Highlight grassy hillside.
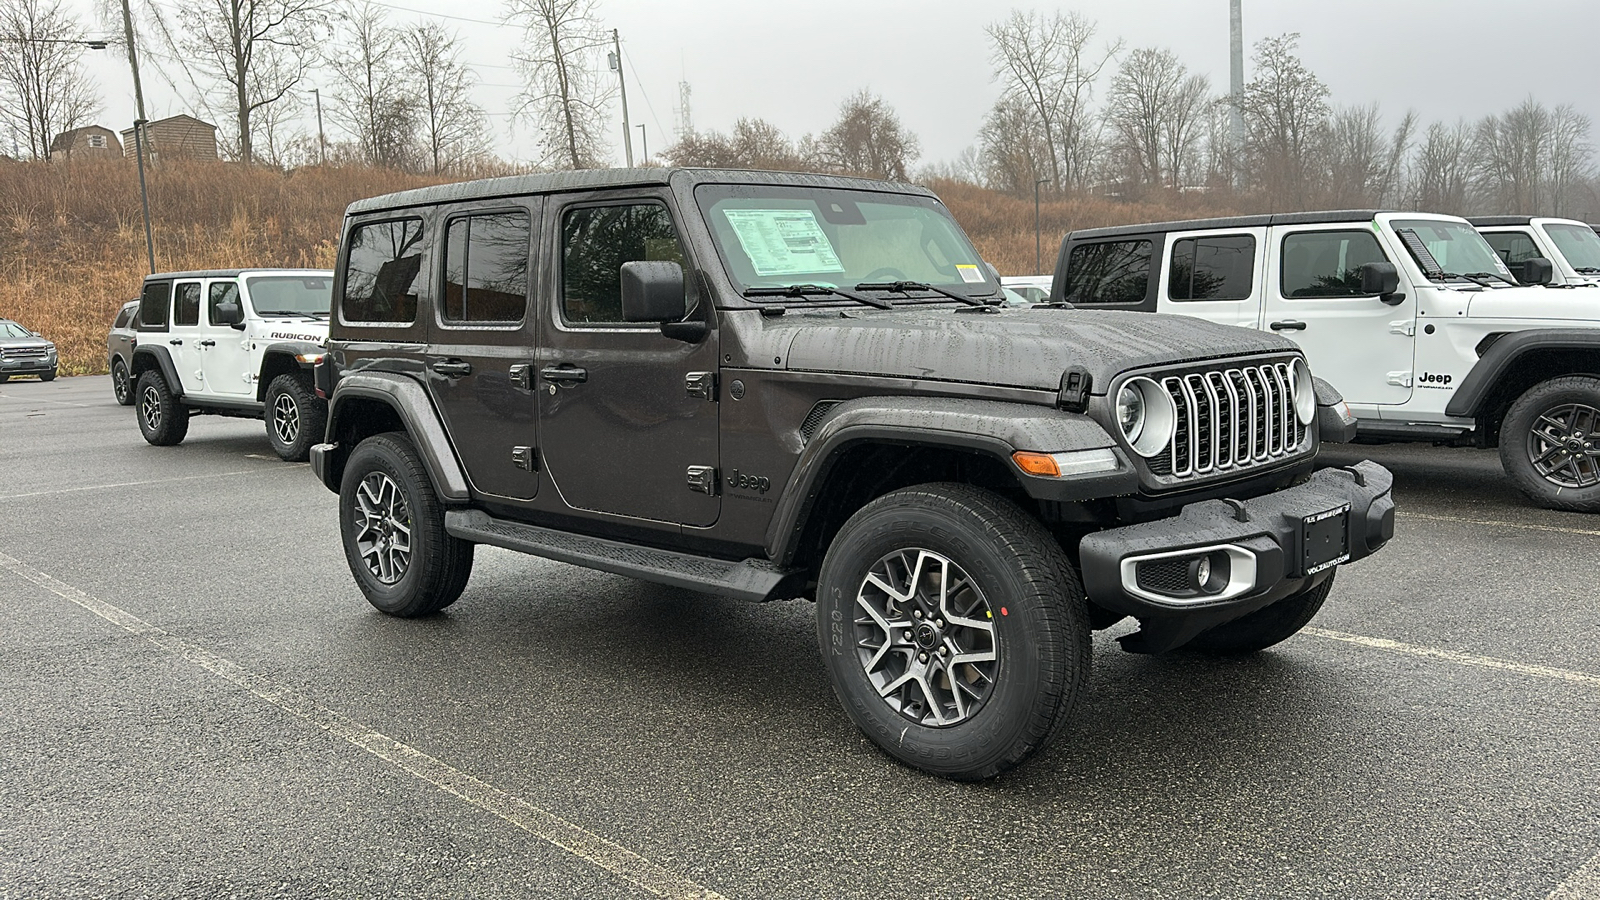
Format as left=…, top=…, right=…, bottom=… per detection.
left=0, top=160, right=1241, bottom=376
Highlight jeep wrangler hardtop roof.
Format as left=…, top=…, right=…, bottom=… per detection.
left=1465, top=216, right=1538, bottom=227
left=142, top=268, right=330, bottom=282
left=345, top=167, right=936, bottom=216
left=1068, top=209, right=1395, bottom=241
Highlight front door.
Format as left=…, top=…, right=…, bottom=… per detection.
left=1263, top=226, right=1415, bottom=408
left=536, top=196, right=721, bottom=528
left=168, top=280, right=208, bottom=395
left=199, top=280, right=255, bottom=397
left=425, top=202, right=542, bottom=502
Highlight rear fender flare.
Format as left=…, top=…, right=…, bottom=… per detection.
left=130, top=345, right=182, bottom=398
left=323, top=371, right=469, bottom=501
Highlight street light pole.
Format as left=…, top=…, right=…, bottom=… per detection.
left=311, top=87, right=326, bottom=165
left=1035, top=179, right=1049, bottom=274
left=119, top=0, right=155, bottom=274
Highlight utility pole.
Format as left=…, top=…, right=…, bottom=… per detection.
left=119, top=0, right=155, bottom=274
left=1035, top=178, right=1049, bottom=274
left=311, top=87, right=326, bottom=164
left=636, top=124, right=647, bottom=164
left=609, top=29, right=633, bottom=167
left=1229, top=0, right=1245, bottom=149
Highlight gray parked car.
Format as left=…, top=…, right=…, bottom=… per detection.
left=107, top=299, right=140, bottom=405
left=0, top=318, right=57, bottom=382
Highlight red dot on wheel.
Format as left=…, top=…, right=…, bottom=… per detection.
left=1000, top=607, right=1008, bottom=616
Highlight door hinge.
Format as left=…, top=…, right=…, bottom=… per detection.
left=685, top=371, right=717, bottom=401
left=509, top=363, right=532, bottom=391
left=511, top=446, right=538, bottom=472
left=1389, top=320, right=1416, bottom=337
left=1387, top=371, right=1414, bottom=388
left=686, top=465, right=718, bottom=495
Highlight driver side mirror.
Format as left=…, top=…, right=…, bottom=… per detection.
left=1359, top=262, right=1405, bottom=305
left=1521, top=257, right=1554, bottom=286
left=213, top=298, right=245, bottom=328
left=621, top=260, right=686, bottom=323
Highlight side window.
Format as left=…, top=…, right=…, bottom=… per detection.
left=343, top=218, right=425, bottom=324
left=1280, top=231, right=1389, bottom=298
left=208, top=282, right=240, bottom=324
left=1483, top=232, right=1540, bottom=266
left=442, top=211, right=531, bottom=324
left=139, top=281, right=170, bottom=330
left=1169, top=235, right=1255, bottom=301
left=113, top=306, right=133, bottom=329
left=561, top=202, right=686, bottom=324
left=1063, top=240, right=1152, bottom=304
left=174, top=282, right=201, bottom=327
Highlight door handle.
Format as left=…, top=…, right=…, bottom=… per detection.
left=540, top=365, right=587, bottom=385
left=169, top=339, right=183, bottom=345
left=431, top=359, right=473, bottom=378
left=1270, top=320, right=1307, bottom=331
left=199, top=340, right=216, bottom=347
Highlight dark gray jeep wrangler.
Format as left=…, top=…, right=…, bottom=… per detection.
left=311, top=168, right=1395, bottom=779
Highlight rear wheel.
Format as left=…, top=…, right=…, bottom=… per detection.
left=1187, top=570, right=1335, bottom=655
left=112, top=359, right=134, bottom=405
left=136, top=369, right=189, bottom=446
left=1500, top=375, right=1600, bottom=513
left=339, top=432, right=473, bottom=617
left=815, top=483, right=1090, bottom=780
left=265, top=373, right=324, bottom=462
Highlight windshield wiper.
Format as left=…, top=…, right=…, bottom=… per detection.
left=1463, top=271, right=1520, bottom=287
left=1574, top=266, right=1600, bottom=275
left=854, top=280, right=992, bottom=307
left=256, top=309, right=319, bottom=317
left=744, top=284, right=894, bottom=310
left=1431, top=271, right=1492, bottom=289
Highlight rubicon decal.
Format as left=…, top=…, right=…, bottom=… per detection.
left=269, top=332, right=323, bottom=341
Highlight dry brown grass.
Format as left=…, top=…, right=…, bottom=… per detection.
left=0, top=160, right=1249, bottom=375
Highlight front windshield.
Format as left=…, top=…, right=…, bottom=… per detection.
left=1544, top=223, right=1600, bottom=271
left=246, top=275, right=332, bottom=316
left=1390, top=219, right=1512, bottom=280
left=695, top=185, right=999, bottom=301
left=0, top=321, right=32, bottom=338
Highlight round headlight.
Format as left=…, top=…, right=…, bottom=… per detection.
left=1116, top=382, right=1146, bottom=443
left=1293, top=358, right=1316, bottom=425
left=1119, top=377, right=1176, bottom=458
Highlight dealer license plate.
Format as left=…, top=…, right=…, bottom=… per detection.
left=1301, top=505, right=1351, bottom=575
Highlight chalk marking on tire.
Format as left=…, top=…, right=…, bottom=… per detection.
left=1405, top=511, right=1600, bottom=539
left=0, top=550, right=728, bottom=900
left=1304, top=628, right=1600, bottom=689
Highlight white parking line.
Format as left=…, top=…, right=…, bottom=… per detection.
left=1304, top=628, right=1600, bottom=689
left=0, top=551, right=728, bottom=900
left=1548, top=852, right=1600, bottom=900
left=1404, top=511, right=1600, bottom=539
left=2, top=467, right=304, bottom=500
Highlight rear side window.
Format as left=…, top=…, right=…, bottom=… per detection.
left=139, top=281, right=170, bottom=329
left=174, top=282, right=201, bottom=326
left=1280, top=231, right=1389, bottom=298
left=1482, top=231, right=1540, bottom=266
left=343, top=218, right=425, bottom=324
left=1169, top=235, right=1255, bottom=301
left=442, top=211, right=531, bottom=324
left=113, top=306, right=134, bottom=328
left=561, top=202, right=686, bottom=324
left=1063, top=240, right=1152, bottom=304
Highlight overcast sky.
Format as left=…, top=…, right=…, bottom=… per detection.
left=69, top=0, right=1600, bottom=169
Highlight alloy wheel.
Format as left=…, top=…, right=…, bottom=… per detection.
left=113, top=365, right=129, bottom=403
left=1527, top=402, right=1600, bottom=489
left=353, top=472, right=412, bottom=584
left=140, top=385, right=161, bottom=430
left=272, top=392, right=300, bottom=446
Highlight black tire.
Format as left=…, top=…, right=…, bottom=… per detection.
left=1499, top=375, right=1600, bottom=513
left=40, top=369, right=55, bottom=382
left=339, top=432, right=474, bottom=617
left=136, top=369, right=189, bottom=446
left=815, top=483, right=1090, bottom=780
left=112, top=359, right=134, bottom=405
left=265, top=373, right=325, bottom=462
left=0, top=374, right=9, bottom=383
left=1187, top=570, right=1336, bottom=655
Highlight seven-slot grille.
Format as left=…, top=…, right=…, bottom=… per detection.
left=1147, top=361, right=1304, bottom=479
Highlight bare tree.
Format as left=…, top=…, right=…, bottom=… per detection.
left=1325, top=104, right=1414, bottom=207
left=1104, top=47, right=1210, bottom=191
left=0, top=0, right=98, bottom=160
left=167, top=0, right=330, bottom=164
left=1238, top=33, right=1329, bottom=208
left=400, top=24, right=486, bottom=174
left=1473, top=98, right=1594, bottom=215
left=325, top=3, right=415, bottom=169
left=661, top=118, right=808, bottom=171
left=979, top=93, right=1052, bottom=195
left=986, top=9, right=1119, bottom=193
left=1545, top=104, right=1594, bottom=216
left=505, top=0, right=609, bottom=170
left=811, top=89, right=920, bottom=180
left=1408, top=119, right=1473, bottom=214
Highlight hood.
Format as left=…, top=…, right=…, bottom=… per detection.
left=1467, top=286, right=1600, bottom=321
left=772, top=307, right=1298, bottom=393
left=0, top=335, right=52, bottom=350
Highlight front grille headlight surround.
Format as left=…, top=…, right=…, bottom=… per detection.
left=1292, top=358, right=1315, bottom=425
left=1118, top=376, right=1176, bottom=458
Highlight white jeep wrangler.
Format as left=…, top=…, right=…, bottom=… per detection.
left=130, top=269, right=333, bottom=460
left=1054, top=210, right=1600, bottom=511
left=1470, top=216, right=1600, bottom=288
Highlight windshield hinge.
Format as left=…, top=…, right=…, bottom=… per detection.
left=1057, top=366, right=1092, bottom=413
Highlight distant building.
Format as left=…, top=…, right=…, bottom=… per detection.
left=49, top=125, right=124, bottom=160
left=120, top=115, right=218, bottom=163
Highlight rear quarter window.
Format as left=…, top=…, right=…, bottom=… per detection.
left=1063, top=240, right=1153, bottom=305
left=342, top=218, right=425, bottom=324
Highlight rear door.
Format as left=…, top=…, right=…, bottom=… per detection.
left=168, top=279, right=208, bottom=394
left=424, top=201, right=543, bottom=502
left=1154, top=227, right=1266, bottom=327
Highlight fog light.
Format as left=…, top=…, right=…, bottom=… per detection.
left=1189, top=551, right=1230, bottom=594
left=1194, top=555, right=1211, bottom=585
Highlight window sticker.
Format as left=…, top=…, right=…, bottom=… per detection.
left=955, top=264, right=984, bottom=284
left=723, top=208, right=845, bottom=277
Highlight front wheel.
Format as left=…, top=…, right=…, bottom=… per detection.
left=265, top=373, right=325, bottom=462
left=40, top=369, right=55, bottom=382
left=815, top=483, right=1090, bottom=780
left=136, top=370, right=189, bottom=446
left=1186, top=570, right=1336, bottom=655
left=339, top=432, right=474, bottom=617
left=1500, top=375, right=1600, bottom=513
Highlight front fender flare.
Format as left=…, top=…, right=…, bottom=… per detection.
left=320, top=371, right=469, bottom=501
left=763, top=396, right=1134, bottom=564
left=1446, top=329, right=1600, bottom=418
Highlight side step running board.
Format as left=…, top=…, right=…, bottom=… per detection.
left=444, top=510, right=806, bottom=602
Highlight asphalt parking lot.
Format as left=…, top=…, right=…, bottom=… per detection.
left=2, top=375, right=1597, bottom=900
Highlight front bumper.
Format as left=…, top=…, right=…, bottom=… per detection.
left=1079, top=460, right=1394, bottom=653
left=1, top=357, right=56, bottom=376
